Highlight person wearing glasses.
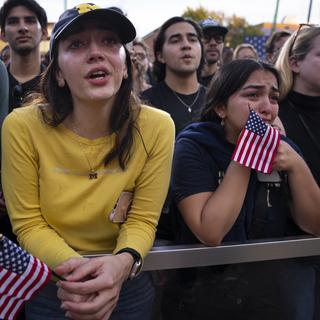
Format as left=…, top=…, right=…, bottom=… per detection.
left=199, top=18, right=228, bottom=87
left=276, top=24, right=320, bottom=186
left=275, top=26, right=320, bottom=319
left=2, top=3, right=174, bottom=319
left=276, top=25, right=320, bottom=186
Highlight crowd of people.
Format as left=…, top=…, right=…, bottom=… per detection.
left=0, top=0, right=320, bottom=320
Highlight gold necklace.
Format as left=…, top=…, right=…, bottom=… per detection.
left=71, top=122, right=99, bottom=180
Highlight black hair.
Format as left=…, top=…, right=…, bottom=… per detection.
left=39, top=41, right=140, bottom=170
left=201, top=59, right=280, bottom=123
left=153, top=16, right=204, bottom=82
left=0, top=0, right=48, bottom=31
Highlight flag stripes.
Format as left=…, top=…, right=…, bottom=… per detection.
left=0, top=236, right=51, bottom=320
left=232, top=110, right=280, bottom=174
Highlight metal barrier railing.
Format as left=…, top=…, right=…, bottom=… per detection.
left=82, top=236, right=320, bottom=271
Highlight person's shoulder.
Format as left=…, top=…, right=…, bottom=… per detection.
left=139, top=104, right=173, bottom=125
left=140, top=82, right=166, bottom=102
left=9, top=103, right=40, bottom=118
left=4, top=104, right=42, bottom=128
left=136, top=105, right=175, bottom=142
left=131, top=105, right=174, bottom=155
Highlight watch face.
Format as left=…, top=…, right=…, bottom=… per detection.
left=129, top=259, right=142, bottom=280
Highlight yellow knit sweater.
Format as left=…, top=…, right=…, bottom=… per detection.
left=2, top=104, right=174, bottom=269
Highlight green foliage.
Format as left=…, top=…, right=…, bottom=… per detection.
left=183, top=5, right=225, bottom=23
left=182, top=6, right=263, bottom=48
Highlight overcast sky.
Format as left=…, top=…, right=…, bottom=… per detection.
left=3, top=0, right=318, bottom=37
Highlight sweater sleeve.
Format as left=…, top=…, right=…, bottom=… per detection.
left=1, top=111, right=81, bottom=269
left=113, top=111, right=175, bottom=258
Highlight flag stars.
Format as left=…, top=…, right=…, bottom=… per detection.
left=0, top=237, right=29, bottom=274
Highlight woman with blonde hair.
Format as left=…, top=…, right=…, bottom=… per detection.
left=233, top=43, right=259, bottom=60
left=275, top=24, right=320, bottom=320
left=275, top=25, right=320, bottom=185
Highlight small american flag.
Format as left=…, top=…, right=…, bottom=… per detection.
left=0, top=235, right=51, bottom=320
left=232, top=110, right=280, bottom=174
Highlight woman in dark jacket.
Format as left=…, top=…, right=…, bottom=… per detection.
left=164, top=59, right=320, bottom=320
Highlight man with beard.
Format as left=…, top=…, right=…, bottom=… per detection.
left=0, top=0, right=47, bottom=112
left=199, top=18, right=228, bottom=87
left=141, top=16, right=206, bottom=135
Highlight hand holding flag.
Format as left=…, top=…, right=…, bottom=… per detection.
left=0, top=235, right=51, bottom=320
left=232, top=109, right=280, bottom=174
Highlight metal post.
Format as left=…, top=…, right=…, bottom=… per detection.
left=271, top=0, right=280, bottom=34
left=64, top=0, right=67, bottom=10
left=307, top=0, right=313, bottom=22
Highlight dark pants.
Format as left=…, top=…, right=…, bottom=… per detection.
left=161, top=259, right=316, bottom=320
left=25, top=272, right=155, bottom=320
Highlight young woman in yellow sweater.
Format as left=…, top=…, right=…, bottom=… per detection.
left=2, top=3, right=174, bottom=319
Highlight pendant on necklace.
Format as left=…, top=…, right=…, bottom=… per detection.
left=188, top=107, right=192, bottom=113
left=89, top=171, right=98, bottom=180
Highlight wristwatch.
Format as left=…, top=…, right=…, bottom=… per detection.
left=116, top=248, right=142, bottom=280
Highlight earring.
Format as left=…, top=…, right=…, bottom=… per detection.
left=217, top=113, right=225, bottom=126
left=57, top=78, right=65, bottom=87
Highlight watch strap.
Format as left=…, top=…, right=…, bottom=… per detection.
left=116, top=248, right=142, bottom=280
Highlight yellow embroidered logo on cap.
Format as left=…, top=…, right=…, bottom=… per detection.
left=76, top=3, right=100, bottom=15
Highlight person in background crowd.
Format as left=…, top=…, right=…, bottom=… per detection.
left=198, top=17, right=228, bottom=87
left=131, top=38, right=153, bottom=94
left=41, top=50, right=50, bottom=67
left=233, top=43, right=259, bottom=60
left=222, top=46, right=234, bottom=65
left=2, top=3, right=174, bottom=319
left=141, top=16, right=205, bottom=135
left=0, top=0, right=48, bottom=111
left=165, top=59, right=320, bottom=320
left=0, top=60, right=8, bottom=204
left=0, top=0, right=48, bottom=246
left=276, top=24, right=320, bottom=320
left=141, top=15, right=206, bottom=240
left=265, top=30, right=291, bottom=64
left=0, top=60, right=8, bottom=129
left=0, top=44, right=10, bottom=65
left=141, top=16, right=206, bottom=319
left=276, top=25, right=320, bottom=185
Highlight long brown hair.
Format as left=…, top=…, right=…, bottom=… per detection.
left=39, top=45, right=140, bottom=170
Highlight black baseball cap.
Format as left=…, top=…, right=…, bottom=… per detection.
left=50, top=3, right=136, bottom=58
left=199, top=18, right=228, bottom=37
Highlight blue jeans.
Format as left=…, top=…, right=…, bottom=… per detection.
left=25, top=272, right=155, bottom=320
